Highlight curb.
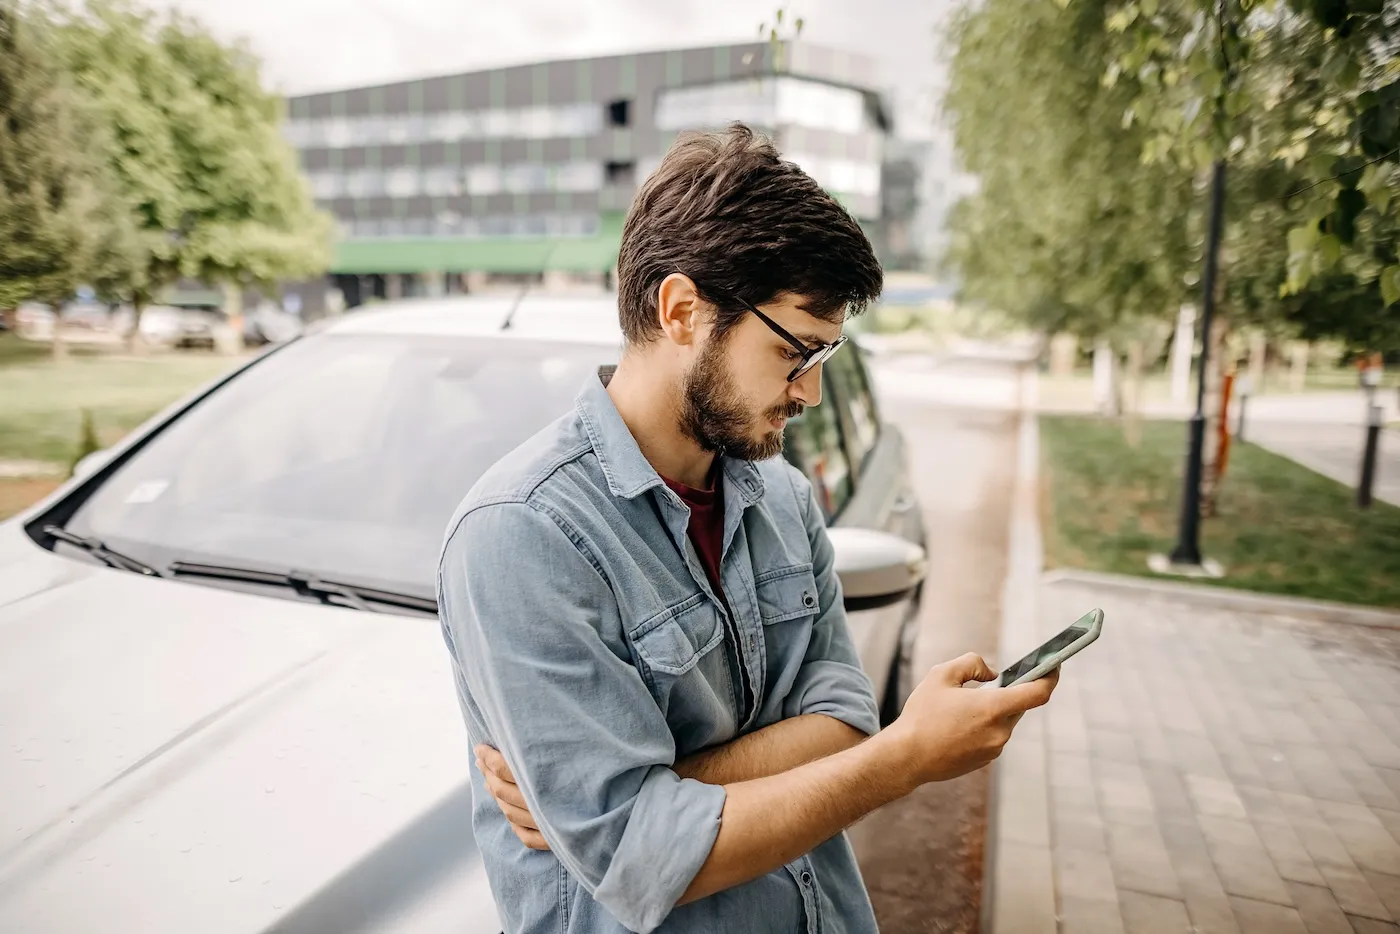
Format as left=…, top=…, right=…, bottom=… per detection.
left=1040, top=568, right=1400, bottom=630
left=984, top=370, right=1056, bottom=934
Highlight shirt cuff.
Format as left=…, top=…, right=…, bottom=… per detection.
left=788, top=660, right=881, bottom=737
left=593, top=766, right=727, bottom=933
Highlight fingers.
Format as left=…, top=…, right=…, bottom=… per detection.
left=475, top=747, right=529, bottom=812
left=938, top=652, right=997, bottom=686
left=476, top=744, right=517, bottom=784
left=999, top=666, right=1060, bottom=713
left=475, top=745, right=549, bottom=850
left=511, top=824, right=550, bottom=851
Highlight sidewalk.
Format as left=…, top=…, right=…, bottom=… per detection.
left=1026, top=576, right=1400, bottom=934
left=988, top=407, right=1400, bottom=934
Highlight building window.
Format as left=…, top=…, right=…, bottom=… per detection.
left=384, top=166, right=419, bottom=198
left=347, top=211, right=600, bottom=241
left=605, top=160, right=635, bottom=186
left=606, top=99, right=631, bottom=128
left=653, top=77, right=869, bottom=135
left=283, top=102, right=605, bottom=150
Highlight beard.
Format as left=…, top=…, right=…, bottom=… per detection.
left=679, top=335, right=804, bottom=462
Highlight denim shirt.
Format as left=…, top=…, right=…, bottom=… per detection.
left=437, top=372, right=881, bottom=934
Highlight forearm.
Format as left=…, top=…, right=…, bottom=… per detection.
left=673, top=714, right=868, bottom=785
left=677, top=728, right=915, bottom=906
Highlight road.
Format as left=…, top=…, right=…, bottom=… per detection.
left=851, top=356, right=1024, bottom=932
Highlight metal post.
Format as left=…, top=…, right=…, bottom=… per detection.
left=1169, top=160, right=1227, bottom=568
left=1359, top=375, right=1382, bottom=509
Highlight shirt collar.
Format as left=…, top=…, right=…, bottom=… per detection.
left=576, top=367, right=766, bottom=506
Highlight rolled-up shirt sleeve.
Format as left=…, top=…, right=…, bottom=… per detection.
left=780, top=469, right=881, bottom=737
left=438, top=500, right=726, bottom=934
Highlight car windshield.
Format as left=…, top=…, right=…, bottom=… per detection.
left=63, top=333, right=612, bottom=600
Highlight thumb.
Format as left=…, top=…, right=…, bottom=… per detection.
left=938, top=652, right=997, bottom=686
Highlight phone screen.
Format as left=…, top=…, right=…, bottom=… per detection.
left=998, top=612, right=1098, bottom=686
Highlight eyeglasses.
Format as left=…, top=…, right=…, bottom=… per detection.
left=739, top=300, right=848, bottom=383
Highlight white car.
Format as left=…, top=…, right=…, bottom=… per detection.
left=0, top=296, right=926, bottom=933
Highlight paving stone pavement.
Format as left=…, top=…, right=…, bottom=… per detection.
left=1031, top=578, right=1400, bottom=934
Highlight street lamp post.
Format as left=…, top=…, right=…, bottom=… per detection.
left=1168, top=159, right=1228, bottom=569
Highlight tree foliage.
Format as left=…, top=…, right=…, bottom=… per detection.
left=3, top=1, right=332, bottom=328
left=0, top=2, right=106, bottom=309
left=943, top=0, right=1197, bottom=342
left=944, top=0, right=1400, bottom=352
left=1097, top=0, right=1400, bottom=317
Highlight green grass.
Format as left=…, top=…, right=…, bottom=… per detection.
left=0, top=334, right=242, bottom=466
left=1040, top=415, right=1400, bottom=608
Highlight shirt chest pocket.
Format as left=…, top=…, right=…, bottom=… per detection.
left=754, top=564, right=820, bottom=624
left=630, top=593, right=724, bottom=678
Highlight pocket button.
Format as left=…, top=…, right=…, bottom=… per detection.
left=802, top=592, right=816, bottom=608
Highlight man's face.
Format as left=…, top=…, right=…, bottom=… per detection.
left=679, top=293, right=839, bottom=461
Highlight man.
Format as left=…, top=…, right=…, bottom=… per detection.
left=437, top=124, right=1056, bottom=934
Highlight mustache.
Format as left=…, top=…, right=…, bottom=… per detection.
left=767, top=401, right=805, bottom=421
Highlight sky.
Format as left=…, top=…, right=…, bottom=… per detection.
left=148, top=0, right=960, bottom=143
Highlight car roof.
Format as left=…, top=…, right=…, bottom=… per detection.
left=316, top=294, right=624, bottom=347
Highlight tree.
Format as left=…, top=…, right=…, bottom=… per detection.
left=1095, top=0, right=1400, bottom=327
left=52, top=1, right=333, bottom=349
left=943, top=0, right=1197, bottom=366
left=0, top=2, right=107, bottom=347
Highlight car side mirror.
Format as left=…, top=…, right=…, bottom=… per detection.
left=72, top=449, right=110, bottom=480
left=829, top=528, right=927, bottom=613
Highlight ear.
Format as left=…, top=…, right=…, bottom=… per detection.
left=655, top=273, right=705, bottom=347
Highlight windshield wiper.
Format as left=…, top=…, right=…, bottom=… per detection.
left=43, top=525, right=162, bottom=577
left=166, top=561, right=439, bottom=616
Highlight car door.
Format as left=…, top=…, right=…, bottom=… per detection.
left=782, top=344, right=924, bottom=706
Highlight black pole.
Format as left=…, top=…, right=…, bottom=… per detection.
left=1169, top=159, right=1228, bottom=567
left=1359, top=400, right=1381, bottom=509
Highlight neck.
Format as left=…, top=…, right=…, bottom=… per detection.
left=606, top=354, right=716, bottom=489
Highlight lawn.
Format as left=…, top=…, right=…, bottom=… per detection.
left=1039, top=415, right=1400, bottom=608
left=0, top=334, right=243, bottom=467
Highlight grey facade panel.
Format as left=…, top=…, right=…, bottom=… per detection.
left=383, top=82, right=411, bottom=112
left=344, top=87, right=373, bottom=118
left=542, top=138, right=573, bottom=162
left=420, top=142, right=448, bottom=165
left=340, top=148, right=367, bottom=171
left=680, top=47, right=714, bottom=86
left=300, top=149, right=330, bottom=172
left=503, top=66, right=533, bottom=107
left=548, top=59, right=579, bottom=104
left=422, top=77, right=451, bottom=111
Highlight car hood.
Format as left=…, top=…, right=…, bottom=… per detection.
left=0, top=528, right=500, bottom=933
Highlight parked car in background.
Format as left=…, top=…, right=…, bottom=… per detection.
left=0, top=296, right=926, bottom=933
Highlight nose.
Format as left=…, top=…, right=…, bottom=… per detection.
left=790, top=364, right=823, bottom=407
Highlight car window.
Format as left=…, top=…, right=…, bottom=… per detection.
left=782, top=371, right=854, bottom=520
left=62, top=334, right=604, bottom=598
left=823, top=348, right=881, bottom=469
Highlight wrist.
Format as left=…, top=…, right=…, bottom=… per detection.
left=861, top=725, right=923, bottom=800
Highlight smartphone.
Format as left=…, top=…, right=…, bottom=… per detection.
left=996, top=608, right=1104, bottom=687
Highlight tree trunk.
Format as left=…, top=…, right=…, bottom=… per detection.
left=52, top=304, right=68, bottom=361
left=1123, top=339, right=1145, bottom=448
left=1289, top=341, right=1309, bottom=393
left=125, top=299, right=145, bottom=355
left=1092, top=341, right=1121, bottom=416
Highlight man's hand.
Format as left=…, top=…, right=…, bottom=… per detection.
left=883, top=652, right=1058, bottom=785
left=475, top=745, right=549, bottom=851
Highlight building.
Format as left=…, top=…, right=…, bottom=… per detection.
left=280, top=41, right=893, bottom=314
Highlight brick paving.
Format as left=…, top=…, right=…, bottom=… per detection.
left=1028, top=578, right=1400, bottom=934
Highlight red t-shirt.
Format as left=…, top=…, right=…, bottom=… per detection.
left=662, top=466, right=725, bottom=604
